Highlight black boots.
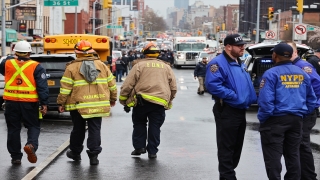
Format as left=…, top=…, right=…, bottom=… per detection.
left=131, top=148, right=146, bottom=155
left=86, top=150, right=99, bottom=165
left=66, top=150, right=81, bottom=161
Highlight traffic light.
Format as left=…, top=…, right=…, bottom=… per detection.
left=268, top=7, right=274, bottom=20
left=216, top=26, right=220, bottom=33
left=296, top=0, right=303, bottom=13
left=117, top=17, right=122, bottom=25
left=284, top=24, right=289, bottom=30
left=103, top=0, right=112, bottom=9
left=222, top=23, right=225, bottom=31
left=130, top=22, right=135, bottom=30
left=252, top=30, right=256, bottom=35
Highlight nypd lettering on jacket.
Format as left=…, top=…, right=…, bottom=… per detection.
left=257, top=62, right=317, bottom=123
left=280, top=74, right=304, bottom=88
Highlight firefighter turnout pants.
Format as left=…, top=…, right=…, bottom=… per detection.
left=132, top=100, right=166, bottom=155
left=69, top=110, right=102, bottom=155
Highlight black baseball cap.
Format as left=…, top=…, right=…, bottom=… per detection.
left=223, top=34, right=247, bottom=46
left=271, top=43, right=293, bottom=58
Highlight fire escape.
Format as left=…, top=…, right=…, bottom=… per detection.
left=89, top=1, right=103, bottom=35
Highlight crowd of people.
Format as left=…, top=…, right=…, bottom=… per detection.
left=3, top=35, right=320, bottom=180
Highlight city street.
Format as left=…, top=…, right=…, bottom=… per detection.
left=0, top=67, right=320, bottom=180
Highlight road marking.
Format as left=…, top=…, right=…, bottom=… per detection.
left=21, top=138, right=70, bottom=180
left=180, top=86, right=188, bottom=90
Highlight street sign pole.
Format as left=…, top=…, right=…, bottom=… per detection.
left=255, top=0, right=260, bottom=43
left=298, top=12, right=303, bottom=44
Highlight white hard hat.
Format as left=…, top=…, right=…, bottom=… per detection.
left=13, top=41, right=32, bottom=52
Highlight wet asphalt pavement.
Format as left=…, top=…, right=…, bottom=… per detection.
left=0, top=67, right=320, bottom=180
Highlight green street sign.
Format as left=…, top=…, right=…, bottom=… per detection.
left=307, top=27, right=314, bottom=31
left=44, top=0, right=78, bottom=6
left=106, top=25, right=123, bottom=29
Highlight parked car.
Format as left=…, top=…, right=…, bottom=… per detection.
left=243, top=40, right=310, bottom=97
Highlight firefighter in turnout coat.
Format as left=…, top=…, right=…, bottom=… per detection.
left=119, top=42, right=177, bottom=159
left=57, top=40, right=117, bottom=165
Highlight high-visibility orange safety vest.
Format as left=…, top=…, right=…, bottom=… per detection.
left=3, top=59, right=39, bottom=102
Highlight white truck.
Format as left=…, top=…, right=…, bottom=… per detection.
left=173, top=36, right=207, bottom=69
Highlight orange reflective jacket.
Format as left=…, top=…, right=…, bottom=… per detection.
left=3, top=59, right=39, bottom=102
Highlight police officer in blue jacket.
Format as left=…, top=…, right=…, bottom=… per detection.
left=258, top=43, right=317, bottom=180
left=287, top=41, right=319, bottom=180
left=205, top=34, right=257, bottom=180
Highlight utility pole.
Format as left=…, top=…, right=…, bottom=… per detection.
left=256, top=0, right=260, bottom=43
left=277, top=10, right=281, bottom=40
left=75, top=6, right=77, bottom=33
left=296, top=0, right=304, bottom=44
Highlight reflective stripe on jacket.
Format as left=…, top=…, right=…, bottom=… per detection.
left=3, top=59, right=39, bottom=102
left=57, top=57, right=117, bottom=119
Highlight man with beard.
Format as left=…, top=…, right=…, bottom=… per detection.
left=205, top=34, right=257, bottom=180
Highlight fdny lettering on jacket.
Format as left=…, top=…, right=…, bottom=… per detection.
left=83, top=94, right=106, bottom=99
left=146, top=62, right=164, bottom=68
left=280, top=74, right=304, bottom=88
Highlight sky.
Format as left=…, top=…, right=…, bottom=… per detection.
left=144, top=0, right=239, bottom=17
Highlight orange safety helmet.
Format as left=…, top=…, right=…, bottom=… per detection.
left=74, top=40, right=96, bottom=54
left=142, top=42, right=160, bottom=58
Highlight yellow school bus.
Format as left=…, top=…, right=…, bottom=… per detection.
left=43, top=34, right=112, bottom=61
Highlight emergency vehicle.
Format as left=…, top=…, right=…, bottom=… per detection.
left=173, top=36, right=207, bottom=69
left=244, top=40, right=310, bottom=97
